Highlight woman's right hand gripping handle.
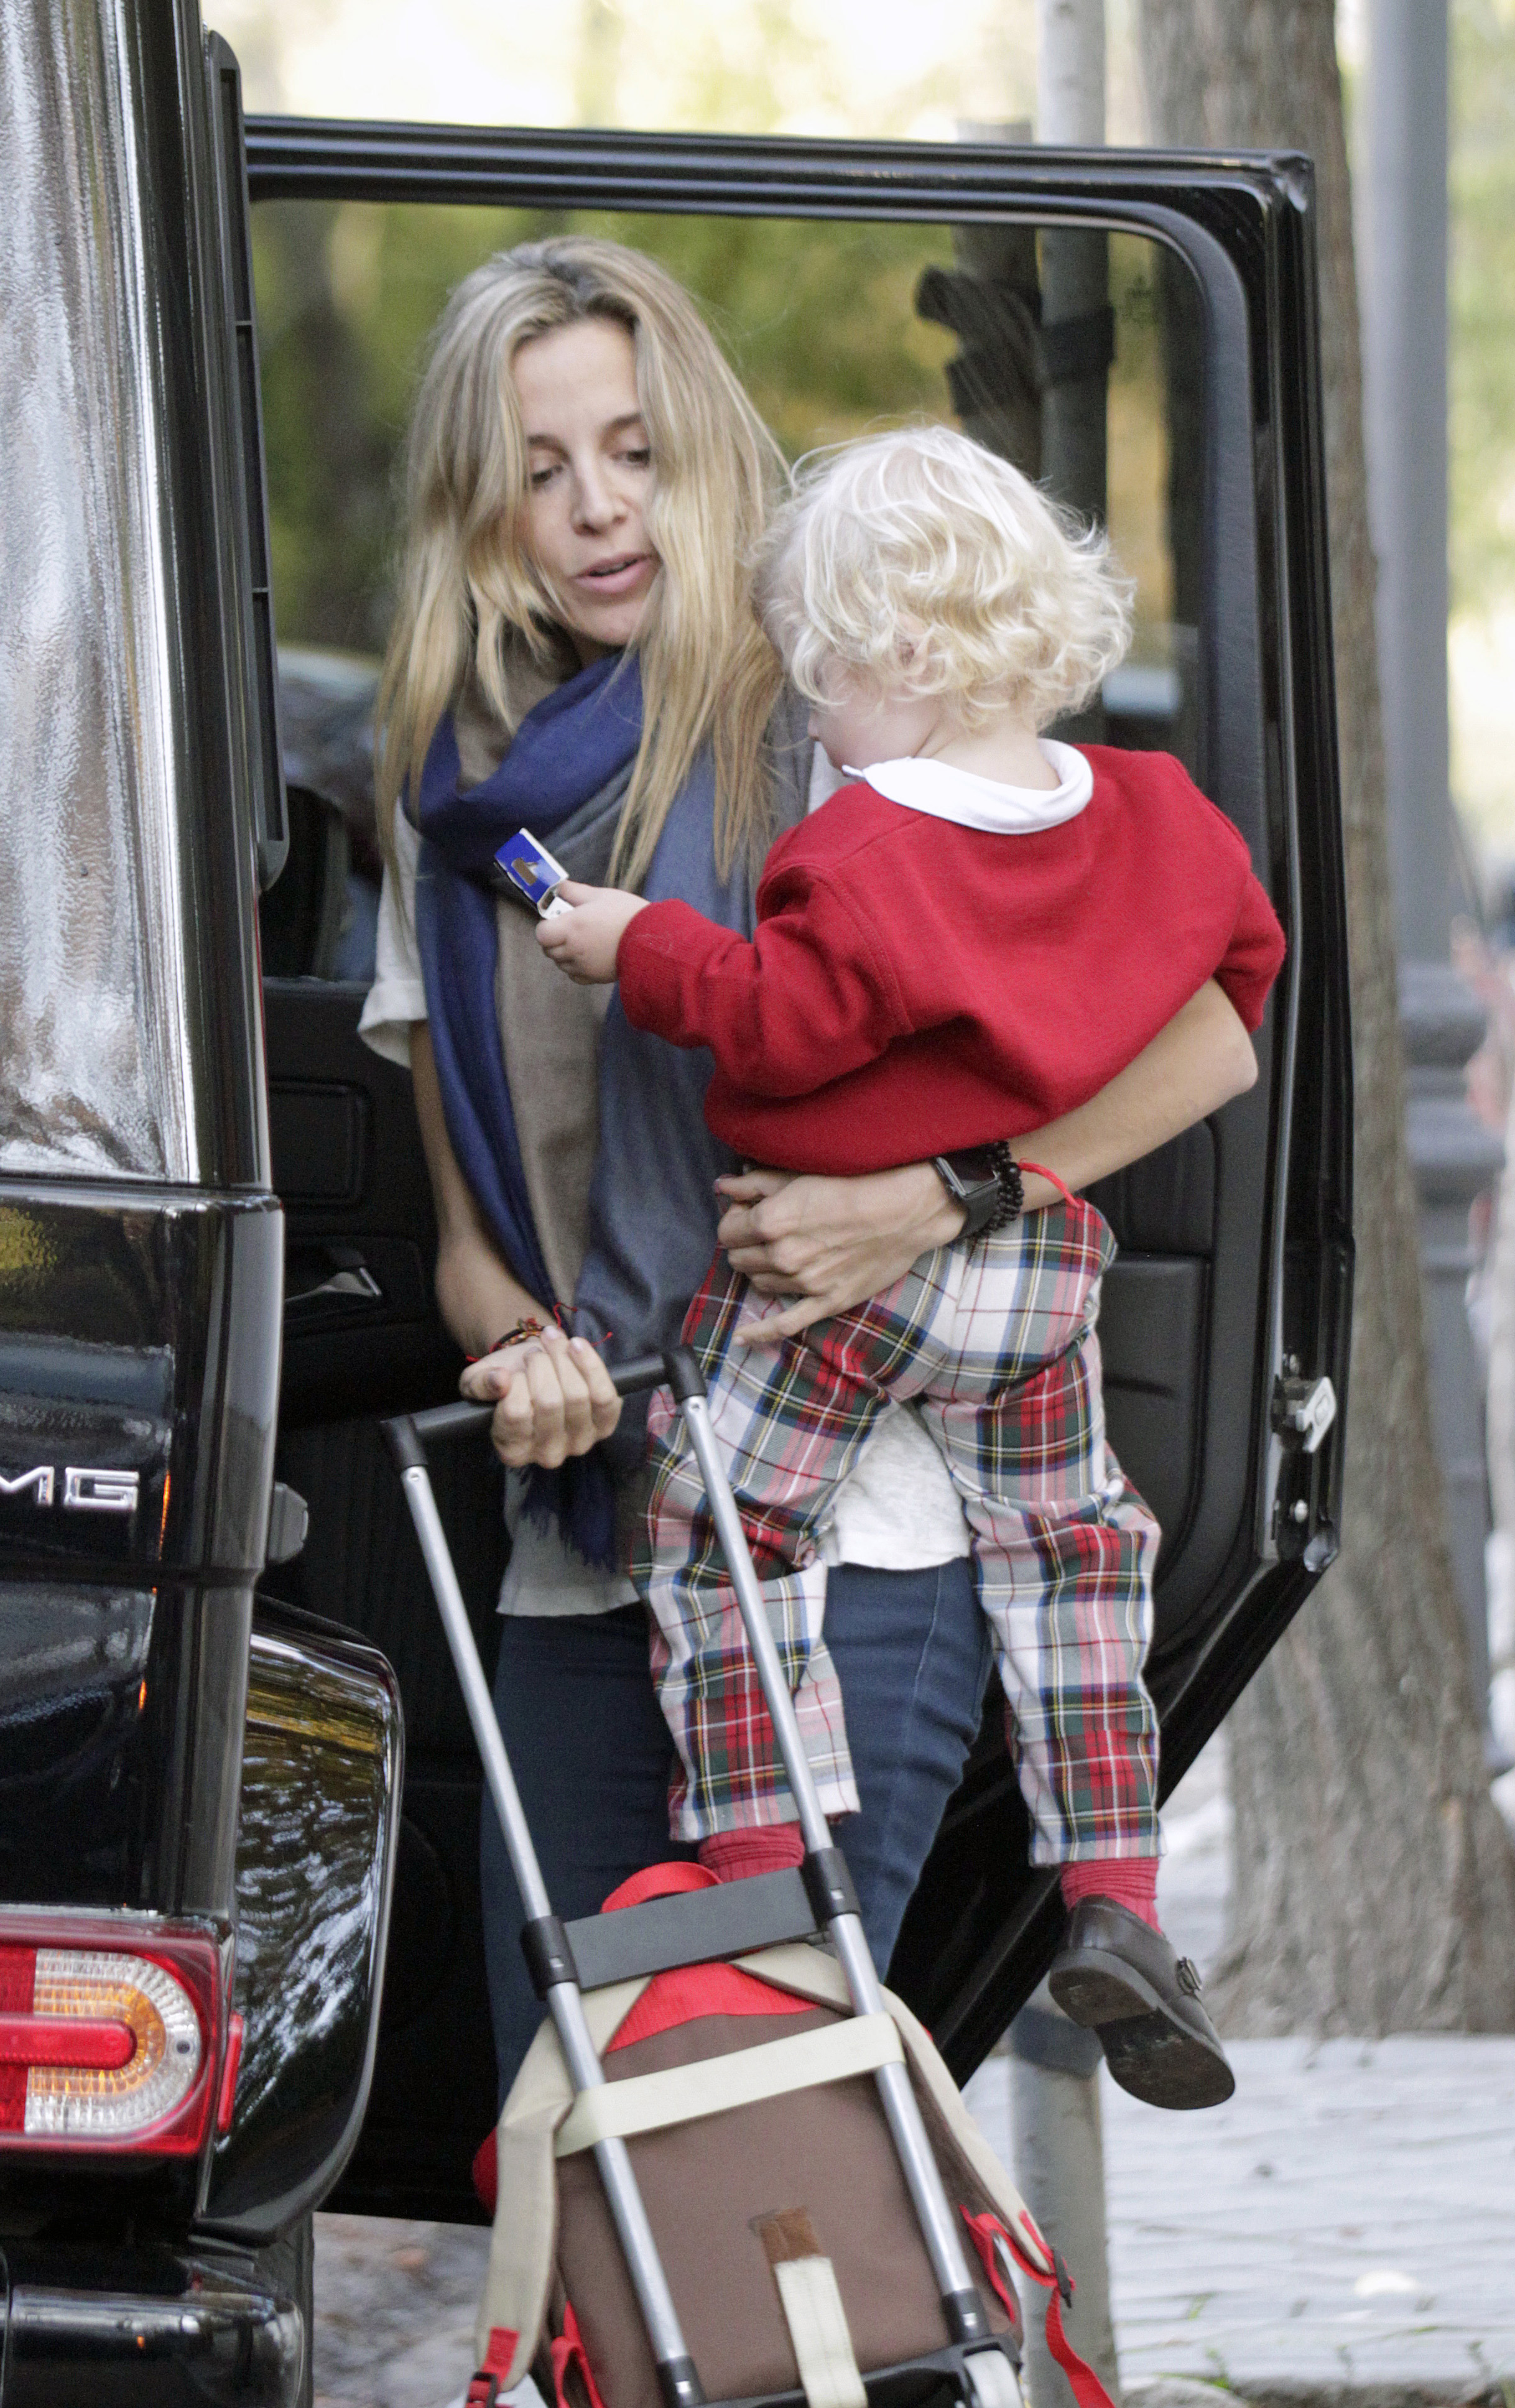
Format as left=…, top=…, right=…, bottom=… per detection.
left=410, top=1024, right=622, bottom=1466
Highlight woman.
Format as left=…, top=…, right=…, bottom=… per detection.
left=359, top=234, right=1259, bottom=2095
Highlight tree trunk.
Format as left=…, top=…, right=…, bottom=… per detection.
left=1137, top=0, right=1515, bottom=2031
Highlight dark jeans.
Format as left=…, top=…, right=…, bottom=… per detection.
left=480, top=1557, right=992, bottom=2099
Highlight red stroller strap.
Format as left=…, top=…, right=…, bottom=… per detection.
left=466, top=2325, right=518, bottom=2406
left=552, top=2300, right=609, bottom=2408
left=961, top=2209, right=1117, bottom=2408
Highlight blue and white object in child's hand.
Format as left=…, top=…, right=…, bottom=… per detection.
left=495, top=828, right=573, bottom=919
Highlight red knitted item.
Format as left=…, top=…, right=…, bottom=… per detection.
left=1059, top=1858, right=1161, bottom=1929
left=698, top=1823, right=807, bottom=1882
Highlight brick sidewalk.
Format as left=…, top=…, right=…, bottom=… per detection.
left=963, top=2037, right=1515, bottom=2397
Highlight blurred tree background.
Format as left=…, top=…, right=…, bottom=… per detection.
left=217, top=0, right=1515, bottom=841
left=1448, top=0, right=1515, bottom=850
left=1451, top=0, right=1515, bottom=623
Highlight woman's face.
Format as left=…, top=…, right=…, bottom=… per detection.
left=512, top=317, right=660, bottom=664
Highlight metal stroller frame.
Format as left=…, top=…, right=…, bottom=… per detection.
left=383, top=1348, right=1022, bottom=2408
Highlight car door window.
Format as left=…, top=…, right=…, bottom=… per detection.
left=257, top=200, right=1203, bottom=831
left=254, top=195, right=1231, bottom=1581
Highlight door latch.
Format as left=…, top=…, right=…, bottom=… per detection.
left=1271, top=1372, right=1337, bottom=1455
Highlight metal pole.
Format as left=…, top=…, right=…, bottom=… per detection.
left=1006, top=1993, right=1121, bottom=2408
left=1037, top=0, right=1111, bottom=739
left=1363, top=0, right=1451, bottom=962
left=1363, top=0, right=1500, bottom=1737
left=1036, top=0, right=1108, bottom=530
left=1019, top=16, right=1123, bottom=2401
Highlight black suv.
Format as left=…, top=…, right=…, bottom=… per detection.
left=0, top=4, right=1350, bottom=2400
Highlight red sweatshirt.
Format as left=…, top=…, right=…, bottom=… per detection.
left=616, top=747, right=1286, bottom=1178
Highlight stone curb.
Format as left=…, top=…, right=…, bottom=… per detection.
left=1129, top=2386, right=1514, bottom=2408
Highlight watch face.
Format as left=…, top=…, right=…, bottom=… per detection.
left=937, top=1153, right=1000, bottom=1236
left=943, top=1149, right=995, bottom=1195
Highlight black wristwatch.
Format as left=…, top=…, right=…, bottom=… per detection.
left=932, top=1144, right=1024, bottom=1238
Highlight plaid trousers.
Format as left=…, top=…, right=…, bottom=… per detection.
left=633, top=1200, right=1161, bottom=1864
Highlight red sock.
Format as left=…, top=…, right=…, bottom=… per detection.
left=1060, top=1857, right=1161, bottom=1929
left=698, top=1823, right=807, bottom=1882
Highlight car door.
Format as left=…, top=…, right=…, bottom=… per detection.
left=239, top=111, right=1350, bottom=2213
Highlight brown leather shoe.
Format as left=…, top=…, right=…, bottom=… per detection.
left=1047, top=1896, right=1235, bottom=2110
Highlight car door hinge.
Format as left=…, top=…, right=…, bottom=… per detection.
left=1271, top=1372, right=1337, bottom=1455
left=265, top=1481, right=309, bottom=1565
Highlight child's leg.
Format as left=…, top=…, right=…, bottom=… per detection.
left=632, top=1251, right=904, bottom=1843
left=915, top=1217, right=1232, bottom=2108
left=916, top=1325, right=1161, bottom=1876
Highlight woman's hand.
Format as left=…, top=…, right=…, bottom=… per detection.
left=536, top=880, right=648, bottom=983
left=716, top=980, right=1259, bottom=1344
left=716, top=1162, right=965, bottom=1343
left=459, top=1322, right=623, bottom=1468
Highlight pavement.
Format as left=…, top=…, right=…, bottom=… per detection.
left=312, top=1736, right=1515, bottom=2407
left=313, top=2212, right=489, bottom=2408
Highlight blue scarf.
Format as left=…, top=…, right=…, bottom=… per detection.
left=410, top=653, right=777, bottom=1568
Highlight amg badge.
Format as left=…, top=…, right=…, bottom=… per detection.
left=0, top=1465, right=140, bottom=1516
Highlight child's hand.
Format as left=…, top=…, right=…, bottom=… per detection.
left=536, top=881, right=649, bottom=983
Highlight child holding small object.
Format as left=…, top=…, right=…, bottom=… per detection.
left=535, top=425, right=1284, bottom=2109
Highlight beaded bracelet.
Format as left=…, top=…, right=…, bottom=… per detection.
left=986, top=1141, right=1025, bottom=1231
left=465, top=1315, right=548, bottom=1364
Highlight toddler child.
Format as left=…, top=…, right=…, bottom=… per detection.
left=537, top=425, right=1284, bottom=2109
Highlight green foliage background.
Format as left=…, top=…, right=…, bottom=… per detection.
left=1452, top=0, right=1515, bottom=619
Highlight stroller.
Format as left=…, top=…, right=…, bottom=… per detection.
left=384, top=1348, right=1113, bottom=2408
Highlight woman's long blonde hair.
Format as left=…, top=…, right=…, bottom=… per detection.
left=376, top=236, right=787, bottom=890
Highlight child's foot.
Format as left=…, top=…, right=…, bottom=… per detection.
left=1047, top=1896, right=1235, bottom=2110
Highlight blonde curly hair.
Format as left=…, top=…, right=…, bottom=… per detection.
left=754, top=424, right=1133, bottom=731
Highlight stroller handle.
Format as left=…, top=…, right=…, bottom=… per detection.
left=381, top=1345, right=705, bottom=1470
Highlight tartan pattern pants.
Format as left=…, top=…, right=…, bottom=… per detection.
left=634, top=1200, right=1161, bottom=1864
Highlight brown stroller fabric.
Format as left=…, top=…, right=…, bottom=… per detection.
left=551, top=1992, right=1014, bottom=2408
left=473, top=1867, right=1111, bottom=2408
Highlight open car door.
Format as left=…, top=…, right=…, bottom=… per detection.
left=239, top=112, right=1351, bottom=2218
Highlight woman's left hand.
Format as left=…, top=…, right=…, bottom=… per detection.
left=715, top=1162, right=964, bottom=1342
left=459, top=1323, right=623, bottom=1467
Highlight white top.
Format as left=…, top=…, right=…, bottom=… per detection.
left=843, top=739, right=1093, bottom=835
left=801, top=742, right=970, bottom=1575
left=358, top=769, right=971, bottom=1614
left=358, top=803, right=426, bottom=1068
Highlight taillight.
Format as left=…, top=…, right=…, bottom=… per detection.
left=0, top=1919, right=223, bottom=2156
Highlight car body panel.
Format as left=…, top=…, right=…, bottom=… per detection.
left=0, top=2234, right=305, bottom=2406
left=205, top=1601, right=404, bottom=2239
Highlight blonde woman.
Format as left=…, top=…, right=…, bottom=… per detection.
left=358, top=237, right=1260, bottom=2095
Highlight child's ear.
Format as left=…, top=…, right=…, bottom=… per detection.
left=894, top=621, right=932, bottom=685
